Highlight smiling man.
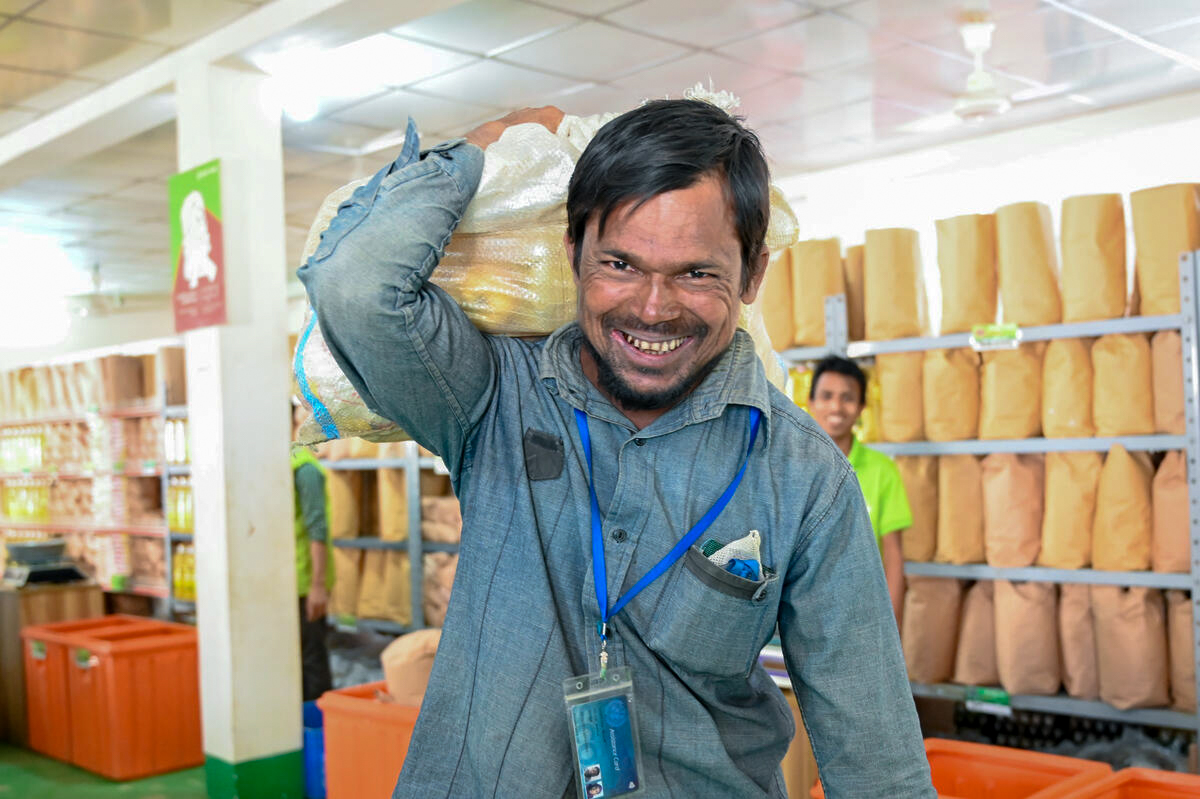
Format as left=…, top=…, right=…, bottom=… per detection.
left=299, top=100, right=931, bottom=798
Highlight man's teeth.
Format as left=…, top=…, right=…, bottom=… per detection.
left=622, top=332, right=685, bottom=353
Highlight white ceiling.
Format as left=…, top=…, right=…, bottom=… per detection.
left=1, top=0, right=1199, bottom=306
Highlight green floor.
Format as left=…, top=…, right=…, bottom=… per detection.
left=0, top=744, right=207, bottom=798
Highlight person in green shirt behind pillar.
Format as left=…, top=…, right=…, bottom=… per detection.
left=292, top=403, right=335, bottom=701
left=808, top=356, right=911, bottom=627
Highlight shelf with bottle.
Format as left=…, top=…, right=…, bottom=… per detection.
left=0, top=519, right=167, bottom=537
left=172, top=542, right=196, bottom=603
left=166, top=476, right=194, bottom=536
left=0, top=405, right=168, bottom=428
left=162, top=417, right=190, bottom=469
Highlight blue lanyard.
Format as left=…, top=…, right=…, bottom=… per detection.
left=573, top=407, right=762, bottom=633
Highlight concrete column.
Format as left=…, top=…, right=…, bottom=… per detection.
left=175, top=64, right=302, bottom=798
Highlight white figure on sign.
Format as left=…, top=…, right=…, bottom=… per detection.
left=180, top=190, right=218, bottom=290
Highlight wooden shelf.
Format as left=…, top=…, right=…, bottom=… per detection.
left=0, top=519, right=168, bottom=537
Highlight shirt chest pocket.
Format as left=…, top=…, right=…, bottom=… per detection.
left=644, top=547, right=777, bottom=678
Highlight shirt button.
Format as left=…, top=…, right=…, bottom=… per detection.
left=612, top=529, right=628, bottom=543
left=633, top=438, right=645, bottom=447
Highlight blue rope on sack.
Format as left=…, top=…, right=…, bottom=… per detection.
left=295, top=308, right=340, bottom=440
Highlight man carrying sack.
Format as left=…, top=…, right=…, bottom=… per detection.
left=299, top=100, right=931, bottom=798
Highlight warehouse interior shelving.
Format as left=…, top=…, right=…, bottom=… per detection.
left=777, top=252, right=1200, bottom=734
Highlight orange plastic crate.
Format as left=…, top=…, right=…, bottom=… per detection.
left=318, top=681, right=420, bottom=799
left=21, top=615, right=156, bottom=763
left=811, top=738, right=1112, bottom=798
left=1054, top=767, right=1200, bottom=798
left=63, top=621, right=202, bottom=780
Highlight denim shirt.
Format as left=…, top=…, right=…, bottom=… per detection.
left=298, top=137, right=933, bottom=799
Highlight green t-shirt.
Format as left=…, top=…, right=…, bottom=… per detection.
left=846, top=437, right=913, bottom=559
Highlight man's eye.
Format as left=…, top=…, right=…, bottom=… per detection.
left=606, top=260, right=630, bottom=271
left=686, top=269, right=712, bottom=280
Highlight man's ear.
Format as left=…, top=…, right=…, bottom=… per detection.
left=740, top=246, right=771, bottom=304
left=563, top=231, right=580, bottom=284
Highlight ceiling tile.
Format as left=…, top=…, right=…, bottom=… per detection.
left=500, top=20, right=690, bottom=82
left=0, top=66, right=67, bottom=106
left=74, top=41, right=169, bottom=82
left=352, top=34, right=479, bottom=88
left=0, top=105, right=36, bottom=135
left=606, top=0, right=810, bottom=49
left=0, top=20, right=140, bottom=73
left=835, top=0, right=1040, bottom=43
left=411, top=60, right=582, bottom=108
left=282, top=118, right=391, bottom=153
left=18, top=76, right=101, bottom=111
left=1058, top=0, right=1200, bottom=36
left=111, top=121, right=177, bottom=159
left=109, top=179, right=168, bottom=204
left=394, top=0, right=579, bottom=56
left=29, top=169, right=129, bottom=197
left=133, top=1, right=255, bottom=46
left=919, top=6, right=1117, bottom=70
left=66, top=196, right=163, bottom=223
left=614, top=51, right=788, bottom=99
left=26, top=0, right=172, bottom=37
left=737, top=74, right=864, bottom=126
left=545, top=81, right=646, bottom=116
left=74, top=148, right=175, bottom=181
left=534, top=0, right=633, bottom=15
left=718, top=11, right=903, bottom=76
left=331, top=88, right=497, bottom=137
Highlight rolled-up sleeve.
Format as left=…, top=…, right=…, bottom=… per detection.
left=778, top=467, right=934, bottom=797
left=297, top=138, right=494, bottom=471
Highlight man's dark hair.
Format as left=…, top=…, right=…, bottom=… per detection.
left=566, top=99, right=771, bottom=294
left=810, top=356, right=867, bottom=403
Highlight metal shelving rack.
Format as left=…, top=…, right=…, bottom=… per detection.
left=163, top=403, right=191, bottom=618
left=321, top=440, right=457, bottom=634
left=779, top=252, right=1200, bottom=734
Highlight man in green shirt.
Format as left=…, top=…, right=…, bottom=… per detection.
left=808, top=356, right=911, bottom=626
left=292, top=404, right=334, bottom=701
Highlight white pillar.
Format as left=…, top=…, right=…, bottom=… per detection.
left=175, top=64, right=302, bottom=797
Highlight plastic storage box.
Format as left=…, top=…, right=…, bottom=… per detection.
left=303, top=700, right=326, bottom=799
left=21, top=614, right=156, bottom=762
left=317, top=681, right=420, bottom=799
left=811, top=738, right=1112, bottom=798
left=1055, top=767, right=1200, bottom=798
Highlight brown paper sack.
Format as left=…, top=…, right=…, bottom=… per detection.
left=1060, top=193, right=1126, bottom=322
left=923, top=348, right=979, bottom=441
left=980, top=344, right=1043, bottom=439
left=379, top=469, right=409, bottom=542
left=994, top=580, right=1060, bottom=695
left=1059, top=584, right=1099, bottom=700
left=421, top=496, right=462, bottom=530
left=1092, top=333, right=1155, bottom=436
left=902, top=576, right=962, bottom=683
left=760, top=249, right=795, bottom=349
left=896, top=456, right=938, bottom=562
left=1042, top=338, right=1094, bottom=438
left=383, top=551, right=412, bottom=626
left=326, top=471, right=361, bottom=540
left=864, top=227, right=927, bottom=340
left=1167, top=590, right=1196, bottom=712
left=843, top=244, right=866, bottom=342
left=1153, top=451, right=1189, bottom=573
left=422, top=553, right=459, bottom=628
left=790, top=238, right=846, bottom=346
left=952, top=581, right=998, bottom=686
left=356, top=551, right=388, bottom=619
left=1152, top=331, right=1185, bottom=435
left=382, top=628, right=442, bottom=706
left=1039, top=452, right=1102, bottom=569
left=982, top=453, right=1044, bottom=568
left=330, top=549, right=362, bottom=618
left=1093, top=445, right=1153, bottom=571
left=995, top=201, right=1063, bottom=326
left=1091, top=585, right=1169, bottom=709
left=937, top=213, right=997, bottom=334
left=936, top=455, right=984, bottom=565
left=877, top=352, right=924, bottom=442
left=1131, top=183, right=1200, bottom=316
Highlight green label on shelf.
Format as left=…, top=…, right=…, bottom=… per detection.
left=965, top=686, right=1013, bottom=717
left=970, top=323, right=1021, bottom=351
left=74, top=648, right=91, bottom=668
left=30, top=640, right=46, bottom=660
left=109, top=574, right=128, bottom=591
left=335, top=613, right=357, bottom=631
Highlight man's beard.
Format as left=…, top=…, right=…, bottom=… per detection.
left=581, top=325, right=720, bottom=412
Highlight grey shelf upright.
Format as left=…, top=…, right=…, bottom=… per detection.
left=319, top=440, right=457, bottom=632
left=779, top=252, right=1200, bottom=734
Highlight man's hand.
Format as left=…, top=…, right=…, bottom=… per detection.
left=306, top=584, right=329, bottom=622
left=464, top=106, right=565, bottom=150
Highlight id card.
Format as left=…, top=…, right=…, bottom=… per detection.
left=563, top=666, right=643, bottom=798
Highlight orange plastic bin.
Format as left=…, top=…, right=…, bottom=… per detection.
left=21, top=614, right=157, bottom=763
left=1054, top=767, right=1200, bottom=798
left=318, top=681, right=420, bottom=799
left=63, top=621, right=202, bottom=780
left=811, top=738, right=1112, bottom=798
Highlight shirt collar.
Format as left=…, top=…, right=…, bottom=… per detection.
left=847, top=435, right=864, bottom=466
left=538, top=322, right=774, bottom=440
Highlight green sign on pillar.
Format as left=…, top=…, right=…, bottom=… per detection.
left=169, top=159, right=227, bottom=333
